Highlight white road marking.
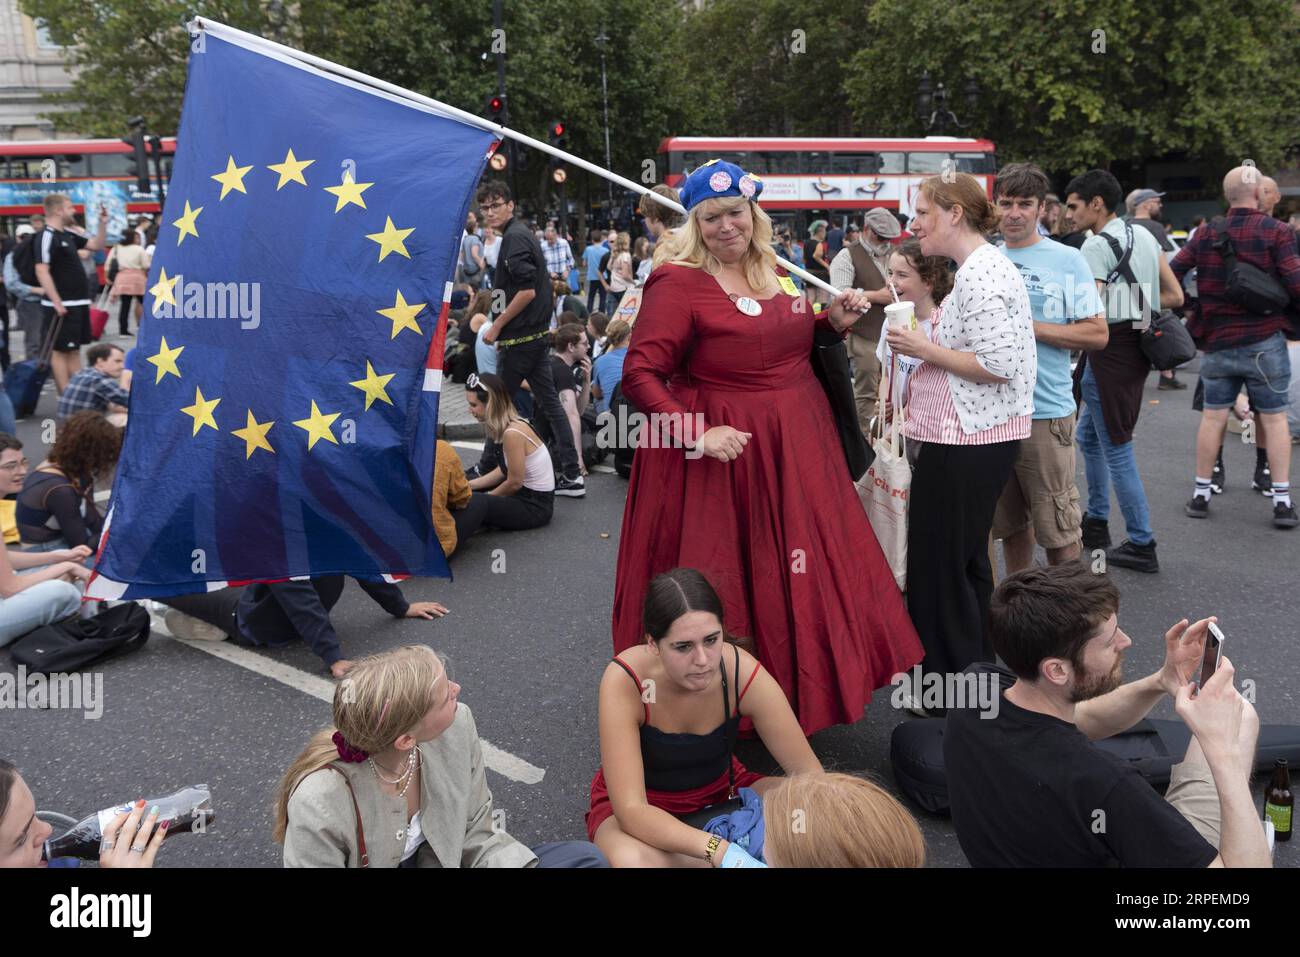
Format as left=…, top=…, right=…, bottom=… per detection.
left=150, top=612, right=545, bottom=784
left=450, top=439, right=485, bottom=451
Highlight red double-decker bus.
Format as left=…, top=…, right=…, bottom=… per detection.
left=657, top=135, right=996, bottom=231
left=0, top=137, right=175, bottom=238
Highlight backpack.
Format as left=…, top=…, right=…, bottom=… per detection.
left=12, top=233, right=39, bottom=286
left=8, top=601, right=151, bottom=675
left=1100, top=222, right=1196, bottom=371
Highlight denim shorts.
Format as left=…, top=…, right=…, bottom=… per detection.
left=1200, top=332, right=1292, bottom=413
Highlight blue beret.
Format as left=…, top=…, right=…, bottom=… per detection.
left=679, top=159, right=764, bottom=212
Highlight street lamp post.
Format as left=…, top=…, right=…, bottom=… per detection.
left=595, top=28, right=614, bottom=220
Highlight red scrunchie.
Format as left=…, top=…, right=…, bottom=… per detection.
left=332, top=731, right=369, bottom=763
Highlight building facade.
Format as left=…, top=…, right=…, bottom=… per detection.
left=0, top=2, right=78, bottom=140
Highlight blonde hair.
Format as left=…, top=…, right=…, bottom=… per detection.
left=762, top=772, right=926, bottom=868
left=613, top=232, right=631, bottom=255
left=42, top=193, right=71, bottom=216
left=919, top=173, right=999, bottom=235
left=665, top=197, right=778, bottom=292
left=272, top=645, right=446, bottom=842
left=604, top=317, right=632, bottom=349
left=468, top=372, right=521, bottom=443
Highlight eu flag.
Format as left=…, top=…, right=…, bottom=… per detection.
left=87, top=29, right=496, bottom=599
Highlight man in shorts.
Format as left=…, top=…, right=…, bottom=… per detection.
left=991, top=164, right=1108, bottom=570
left=33, top=193, right=107, bottom=393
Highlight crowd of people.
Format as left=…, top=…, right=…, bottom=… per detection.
left=3, top=151, right=1298, bottom=869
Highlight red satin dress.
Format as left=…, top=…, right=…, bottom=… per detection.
left=611, top=264, right=923, bottom=736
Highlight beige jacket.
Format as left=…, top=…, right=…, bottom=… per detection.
left=283, top=704, right=536, bottom=868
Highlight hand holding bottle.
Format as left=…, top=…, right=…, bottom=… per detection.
left=99, top=800, right=168, bottom=868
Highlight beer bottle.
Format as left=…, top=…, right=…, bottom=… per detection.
left=42, top=785, right=215, bottom=862
left=1264, top=759, right=1291, bottom=842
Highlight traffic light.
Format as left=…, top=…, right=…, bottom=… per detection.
left=547, top=120, right=566, bottom=151
left=122, top=118, right=149, bottom=193
left=485, top=94, right=506, bottom=124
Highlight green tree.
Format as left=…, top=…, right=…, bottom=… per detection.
left=841, top=0, right=1300, bottom=174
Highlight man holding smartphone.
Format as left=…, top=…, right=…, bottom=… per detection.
left=34, top=194, right=107, bottom=393
left=945, top=563, right=1270, bottom=868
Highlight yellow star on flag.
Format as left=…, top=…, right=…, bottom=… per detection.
left=349, top=361, right=396, bottom=410
left=173, top=200, right=203, bottom=245
left=147, top=336, right=184, bottom=383
left=210, top=155, right=254, bottom=200
left=366, top=216, right=414, bottom=261
left=180, top=387, right=221, bottom=436
left=267, top=148, right=314, bottom=190
left=376, top=290, right=425, bottom=339
left=231, top=410, right=275, bottom=459
left=293, top=400, right=340, bottom=450
left=323, top=171, right=373, bottom=212
left=150, top=267, right=180, bottom=314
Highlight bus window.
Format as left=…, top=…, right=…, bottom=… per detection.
left=89, top=153, right=133, bottom=177
left=907, top=152, right=950, bottom=174
left=751, top=151, right=800, bottom=174
left=878, top=152, right=905, bottom=174
left=58, top=154, right=88, bottom=177
left=829, top=152, right=879, bottom=174
left=953, top=152, right=995, bottom=173
left=805, top=150, right=829, bottom=174
left=714, top=151, right=748, bottom=168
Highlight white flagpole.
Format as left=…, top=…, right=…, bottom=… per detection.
left=190, top=17, right=844, bottom=298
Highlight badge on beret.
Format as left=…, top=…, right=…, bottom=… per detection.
left=738, top=175, right=757, bottom=199
left=709, top=171, right=732, bottom=193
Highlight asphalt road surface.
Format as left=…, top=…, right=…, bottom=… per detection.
left=2, top=356, right=1297, bottom=867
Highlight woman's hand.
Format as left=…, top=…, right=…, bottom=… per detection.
left=884, top=324, right=932, bottom=361
left=330, top=659, right=355, bottom=679
left=827, top=288, right=872, bottom=332
left=57, top=545, right=93, bottom=563
left=696, top=426, right=752, bottom=462
left=58, top=562, right=92, bottom=584
left=99, top=801, right=167, bottom=869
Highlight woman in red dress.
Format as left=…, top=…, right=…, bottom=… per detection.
left=612, top=160, right=923, bottom=736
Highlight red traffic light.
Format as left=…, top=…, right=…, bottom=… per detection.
left=489, top=96, right=504, bottom=113
left=551, top=122, right=565, bottom=138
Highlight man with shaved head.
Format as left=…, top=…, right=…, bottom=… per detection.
left=1172, top=166, right=1300, bottom=529
left=1258, top=176, right=1281, bottom=218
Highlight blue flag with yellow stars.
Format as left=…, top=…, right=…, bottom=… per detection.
left=87, top=29, right=496, bottom=599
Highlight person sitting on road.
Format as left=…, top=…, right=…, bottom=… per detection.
left=0, top=760, right=168, bottom=868
left=762, top=772, right=926, bottom=868
left=463, top=372, right=555, bottom=533
left=431, top=438, right=479, bottom=560
left=57, top=342, right=130, bottom=427
left=591, top=318, right=631, bottom=416
left=0, top=433, right=90, bottom=648
left=588, top=567, right=824, bottom=868
left=275, top=644, right=608, bottom=868
left=945, top=562, right=1271, bottom=868
left=16, top=410, right=119, bottom=554
left=159, top=577, right=449, bottom=679
left=586, top=310, right=610, bottom=360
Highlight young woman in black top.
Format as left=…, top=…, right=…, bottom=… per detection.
left=587, top=568, right=822, bottom=868
left=17, top=410, right=120, bottom=553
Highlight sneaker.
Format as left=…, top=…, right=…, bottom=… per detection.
left=1210, top=454, right=1225, bottom=494
left=1079, top=515, right=1112, bottom=550
left=1105, top=539, right=1159, bottom=574
left=1157, top=375, right=1188, bottom=390
left=1274, top=502, right=1300, bottom=529
left=1252, top=459, right=1272, bottom=496
left=554, top=475, right=586, bottom=498
left=1185, top=496, right=1209, bottom=518
left=163, top=608, right=229, bottom=642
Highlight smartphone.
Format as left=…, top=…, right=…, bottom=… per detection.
left=1198, top=622, right=1224, bottom=690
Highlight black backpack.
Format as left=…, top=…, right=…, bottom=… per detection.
left=12, top=233, right=39, bottom=286
left=8, top=601, right=150, bottom=675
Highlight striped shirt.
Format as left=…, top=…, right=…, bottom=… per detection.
left=905, top=302, right=1031, bottom=446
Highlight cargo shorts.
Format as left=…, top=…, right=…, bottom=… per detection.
left=991, top=414, right=1082, bottom=550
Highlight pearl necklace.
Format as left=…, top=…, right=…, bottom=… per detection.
left=369, top=750, right=417, bottom=796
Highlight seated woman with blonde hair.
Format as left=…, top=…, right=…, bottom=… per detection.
left=589, top=567, right=823, bottom=868
left=276, top=644, right=606, bottom=868
left=762, top=772, right=926, bottom=868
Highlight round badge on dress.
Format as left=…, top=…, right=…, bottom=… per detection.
left=734, top=296, right=762, bottom=316
left=709, top=171, right=733, bottom=193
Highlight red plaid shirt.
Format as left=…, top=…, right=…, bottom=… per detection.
left=1170, top=207, right=1300, bottom=351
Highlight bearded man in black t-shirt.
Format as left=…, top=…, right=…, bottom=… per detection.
left=945, top=563, right=1270, bottom=868
left=34, top=193, right=107, bottom=393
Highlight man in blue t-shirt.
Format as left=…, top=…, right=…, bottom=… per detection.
left=992, top=164, right=1108, bottom=573
left=583, top=228, right=608, bottom=314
